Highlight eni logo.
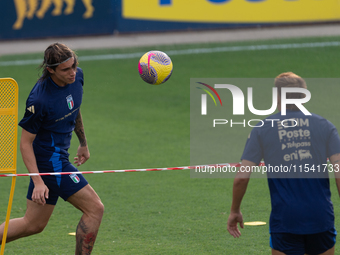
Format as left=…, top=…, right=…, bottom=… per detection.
left=13, top=0, right=95, bottom=30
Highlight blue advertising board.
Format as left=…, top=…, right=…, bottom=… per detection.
left=0, top=0, right=339, bottom=40
left=0, top=0, right=115, bottom=40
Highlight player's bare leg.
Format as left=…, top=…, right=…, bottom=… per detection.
left=67, top=184, right=104, bottom=255
left=0, top=199, right=54, bottom=242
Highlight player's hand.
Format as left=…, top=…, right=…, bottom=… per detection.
left=32, top=182, right=49, bottom=205
left=74, top=145, right=90, bottom=166
left=227, top=211, right=244, bottom=238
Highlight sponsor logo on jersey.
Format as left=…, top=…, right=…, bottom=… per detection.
left=66, top=95, right=74, bottom=110
left=70, top=173, right=80, bottom=183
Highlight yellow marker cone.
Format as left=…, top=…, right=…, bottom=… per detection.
left=244, top=221, right=266, bottom=226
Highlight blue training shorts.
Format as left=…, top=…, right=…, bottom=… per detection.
left=270, top=227, right=337, bottom=255
left=27, top=162, right=88, bottom=205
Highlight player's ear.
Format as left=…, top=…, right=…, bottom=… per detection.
left=46, top=67, right=55, bottom=74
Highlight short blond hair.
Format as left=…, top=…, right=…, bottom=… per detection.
left=275, top=72, right=307, bottom=111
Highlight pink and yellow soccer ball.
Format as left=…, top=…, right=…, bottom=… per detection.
left=138, top=51, right=173, bottom=85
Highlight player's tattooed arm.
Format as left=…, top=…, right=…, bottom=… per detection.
left=74, top=110, right=90, bottom=166
left=74, top=110, right=87, bottom=147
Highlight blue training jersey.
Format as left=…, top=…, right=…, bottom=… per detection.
left=19, top=67, right=84, bottom=170
left=241, top=110, right=340, bottom=234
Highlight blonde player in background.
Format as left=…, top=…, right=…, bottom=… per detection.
left=227, top=72, right=340, bottom=255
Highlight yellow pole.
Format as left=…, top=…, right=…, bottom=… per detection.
left=0, top=176, right=16, bottom=255
left=0, top=78, right=19, bottom=255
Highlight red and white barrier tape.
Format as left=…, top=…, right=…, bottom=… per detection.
left=0, top=162, right=265, bottom=177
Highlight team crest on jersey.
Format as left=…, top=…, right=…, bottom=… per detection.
left=66, top=95, right=74, bottom=110
left=70, top=173, right=80, bottom=183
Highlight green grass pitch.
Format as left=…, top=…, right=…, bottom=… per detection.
left=1, top=35, right=340, bottom=254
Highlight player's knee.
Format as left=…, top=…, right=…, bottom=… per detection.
left=95, top=201, right=104, bottom=219
left=26, top=221, right=47, bottom=235
left=88, top=200, right=104, bottom=221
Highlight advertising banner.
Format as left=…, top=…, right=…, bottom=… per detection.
left=123, top=0, right=340, bottom=23
left=1, top=0, right=340, bottom=40
left=0, top=1, right=115, bottom=40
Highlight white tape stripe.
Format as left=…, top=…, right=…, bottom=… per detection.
left=1, top=41, right=340, bottom=67
left=0, top=164, right=235, bottom=177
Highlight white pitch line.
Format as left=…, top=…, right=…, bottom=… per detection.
left=1, top=41, right=340, bottom=67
